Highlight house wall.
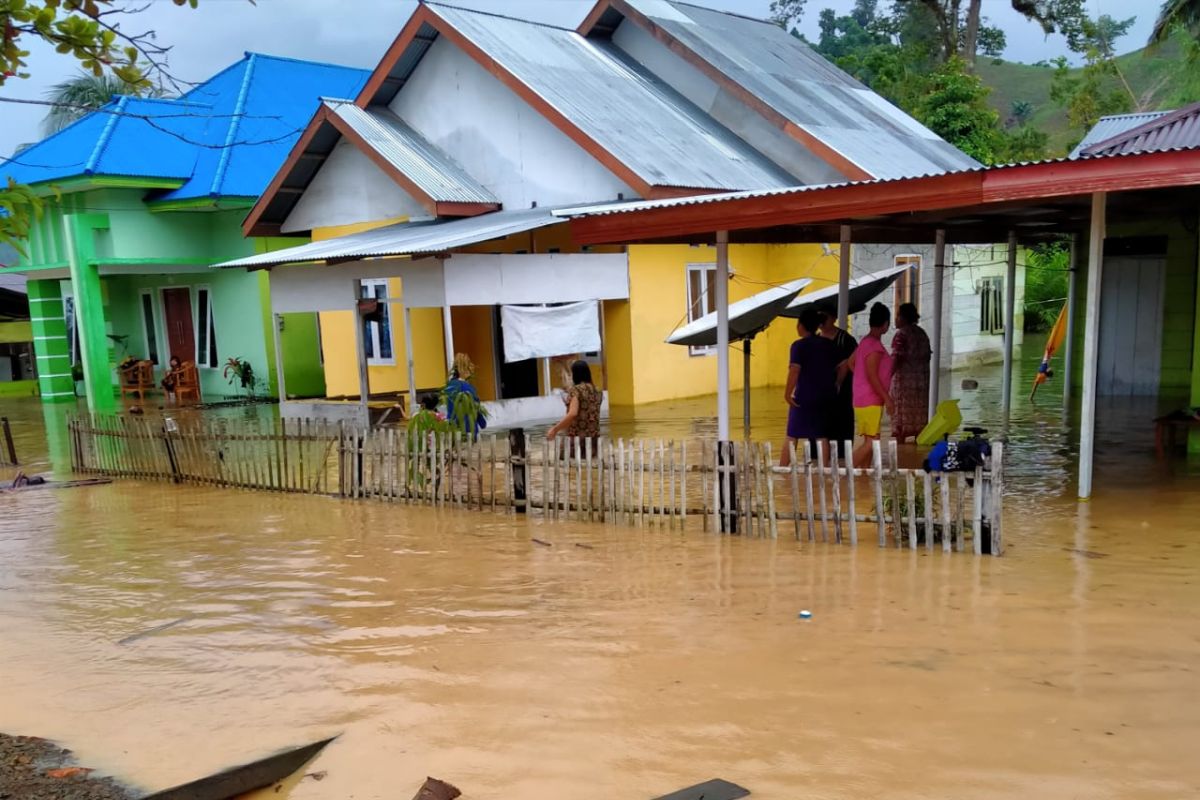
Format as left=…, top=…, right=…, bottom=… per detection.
left=946, top=244, right=1026, bottom=368
left=616, top=243, right=840, bottom=406
left=387, top=35, right=637, bottom=208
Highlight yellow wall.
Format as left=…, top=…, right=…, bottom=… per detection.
left=450, top=305, right=498, bottom=401
left=613, top=243, right=840, bottom=406
left=313, top=217, right=451, bottom=399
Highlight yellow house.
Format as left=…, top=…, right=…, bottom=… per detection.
left=219, top=1, right=976, bottom=423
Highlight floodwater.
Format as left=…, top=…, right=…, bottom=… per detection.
left=1, top=339, right=1199, bottom=798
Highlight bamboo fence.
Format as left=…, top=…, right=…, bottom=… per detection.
left=67, top=414, right=1004, bottom=555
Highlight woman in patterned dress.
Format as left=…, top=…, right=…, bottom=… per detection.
left=890, top=302, right=931, bottom=442
left=547, top=360, right=601, bottom=449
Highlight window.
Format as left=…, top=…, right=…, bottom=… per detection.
left=63, top=294, right=80, bottom=366
left=979, top=276, right=1005, bottom=334
left=196, top=287, right=219, bottom=368
left=893, top=254, right=922, bottom=309
left=139, top=291, right=159, bottom=365
left=360, top=279, right=394, bottom=365
left=686, top=263, right=718, bottom=356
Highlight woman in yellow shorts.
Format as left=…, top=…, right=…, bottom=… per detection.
left=850, top=303, right=894, bottom=467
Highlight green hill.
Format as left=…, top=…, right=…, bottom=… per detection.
left=976, top=39, right=1200, bottom=157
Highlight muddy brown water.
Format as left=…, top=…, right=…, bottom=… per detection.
left=2, top=342, right=1199, bottom=798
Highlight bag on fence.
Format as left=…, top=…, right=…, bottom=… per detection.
left=923, top=436, right=990, bottom=482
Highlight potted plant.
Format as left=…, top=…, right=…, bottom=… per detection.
left=223, top=357, right=257, bottom=397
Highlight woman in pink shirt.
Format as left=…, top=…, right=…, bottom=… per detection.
left=850, top=302, right=894, bottom=467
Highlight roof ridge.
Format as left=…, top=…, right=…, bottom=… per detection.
left=84, top=95, right=129, bottom=174
left=240, top=50, right=369, bottom=72
left=1084, top=100, right=1200, bottom=155
left=664, top=0, right=774, bottom=26
left=422, top=0, right=575, bottom=32
left=209, top=52, right=257, bottom=196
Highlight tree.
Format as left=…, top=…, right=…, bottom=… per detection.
left=914, top=56, right=1000, bottom=163
left=1, top=0, right=201, bottom=252
left=896, top=0, right=1076, bottom=66
left=42, top=71, right=146, bottom=133
left=769, top=0, right=808, bottom=33
left=1049, top=15, right=1138, bottom=140
left=1151, top=0, right=1200, bottom=44
left=1009, top=99, right=1034, bottom=127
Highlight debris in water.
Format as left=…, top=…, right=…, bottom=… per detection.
left=139, top=736, right=336, bottom=799
left=303, top=770, right=327, bottom=781
left=1063, top=548, right=1109, bottom=559
left=961, top=379, right=979, bottom=390
left=798, top=610, right=812, bottom=619
left=574, top=543, right=595, bottom=549
left=531, top=538, right=553, bottom=547
left=411, top=776, right=462, bottom=800
left=117, top=616, right=191, bottom=646
left=651, top=778, right=750, bottom=800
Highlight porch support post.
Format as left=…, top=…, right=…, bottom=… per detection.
left=1079, top=192, right=1106, bottom=499
left=271, top=312, right=287, bottom=402
left=442, top=305, right=455, bottom=375
left=352, top=280, right=370, bottom=417
left=64, top=213, right=114, bottom=411
left=402, top=303, right=417, bottom=416
left=1063, top=233, right=1079, bottom=412
left=26, top=279, right=75, bottom=402
left=715, top=230, right=730, bottom=442
left=929, top=228, right=946, bottom=418
left=1001, top=229, right=1018, bottom=418
left=541, top=358, right=552, bottom=396
left=838, top=224, right=852, bottom=327
left=742, top=338, right=751, bottom=435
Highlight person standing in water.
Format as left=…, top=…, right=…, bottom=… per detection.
left=782, top=308, right=839, bottom=466
left=890, top=302, right=931, bottom=442
left=547, top=360, right=601, bottom=447
left=818, top=306, right=858, bottom=454
left=850, top=302, right=894, bottom=467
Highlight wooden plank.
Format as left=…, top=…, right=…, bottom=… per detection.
left=764, top=442, right=777, bottom=538
left=888, top=439, right=902, bottom=548
left=844, top=440, right=857, bottom=546
left=828, top=444, right=842, bottom=544
left=973, top=467, right=984, bottom=555
left=940, top=474, right=952, bottom=553
left=139, top=737, right=336, bottom=800
left=679, top=440, right=688, bottom=525
left=788, top=442, right=801, bottom=540
left=586, top=437, right=594, bottom=522
left=872, top=439, right=886, bottom=547
left=802, top=446, right=815, bottom=542
left=906, top=471, right=918, bottom=550
left=991, top=442, right=1004, bottom=555
left=955, top=471, right=967, bottom=552
left=638, top=440, right=647, bottom=526
left=923, top=471, right=934, bottom=551
left=668, top=440, right=677, bottom=529
left=816, top=444, right=829, bottom=542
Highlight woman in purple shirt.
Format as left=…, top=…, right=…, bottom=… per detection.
left=782, top=308, right=839, bottom=466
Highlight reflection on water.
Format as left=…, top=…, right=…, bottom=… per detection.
left=0, top=338, right=1198, bottom=798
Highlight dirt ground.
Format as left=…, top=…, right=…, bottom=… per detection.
left=0, top=734, right=133, bottom=800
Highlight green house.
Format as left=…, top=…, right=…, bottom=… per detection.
left=0, top=53, right=368, bottom=409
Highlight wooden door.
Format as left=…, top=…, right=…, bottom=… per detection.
left=1098, top=256, right=1165, bottom=396
left=162, top=288, right=195, bottom=364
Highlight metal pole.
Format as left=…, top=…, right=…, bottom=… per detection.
left=271, top=313, right=287, bottom=403
left=352, top=280, right=370, bottom=420
left=929, top=228, right=946, bottom=418
left=442, top=304, right=455, bottom=374
left=541, top=358, right=552, bottom=396
left=1063, top=233, right=1078, bottom=413
left=1079, top=192, right=1106, bottom=499
left=715, top=230, right=730, bottom=442
left=838, top=224, right=852, bottom=328
left=743, top=338, right=751, bottom=435
left=1001, top=229, right=1018, bottom=418
left=402, top=303, right=417, bottom=418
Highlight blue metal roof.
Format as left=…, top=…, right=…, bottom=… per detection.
left=1069, top=111, right=1170, bottom=159
left=1, top=53, right=369, bottom=201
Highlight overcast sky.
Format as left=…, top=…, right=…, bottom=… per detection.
left=0, top=0, right=1156, bottom=158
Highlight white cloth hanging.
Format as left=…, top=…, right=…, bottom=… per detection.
left=500, top=300, right=600, bottom=362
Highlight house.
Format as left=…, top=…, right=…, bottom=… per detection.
left=559, top=102, right=1200, bottom=497
left=218, top=0, right=980, bottom=425
left=0, top=244, right=35, bottom=397
left=0, top=54, right=369, bottom=409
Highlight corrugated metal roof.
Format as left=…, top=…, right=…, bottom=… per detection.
left=216, top=206, right=564, bottom=270
left=1069, top=111, right=1169, bottom=158
left=618, top=0, right=980, bottom=180
left=428, top=3, right=797, bottom=191
left=1080, top=102, right=1200, bottom=158
left=323, top=100, right=498, bottom=205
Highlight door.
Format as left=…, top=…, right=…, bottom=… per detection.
left=1097, top=256, right=1165, bottom=396
left=162, top=288, right=196, bottom=364
left=493, top=306, right=539, bottom=399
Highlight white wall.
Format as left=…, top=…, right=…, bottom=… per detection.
left=948, top=244, right=1026, bottom=368
left=388, top=36, right=637, bottom=209
left=282, top=138, right=430, bottom=234
left=611, top=20, right=845, bottom=185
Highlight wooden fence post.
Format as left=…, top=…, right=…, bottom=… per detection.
left=162, top=419, right=181, bottom=484
left=509, top=428, right=527, bottom=514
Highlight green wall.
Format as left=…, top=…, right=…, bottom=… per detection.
left=279, top=313, right=326, bottom=398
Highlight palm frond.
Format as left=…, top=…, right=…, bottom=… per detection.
left=41, top=73, right=144, bottom=135
left=1151, top=0, right=1200, bottom=44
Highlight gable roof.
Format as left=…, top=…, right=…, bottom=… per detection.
left=1069, top=111, right=1169, bottom=159
left=1, top=53, right=368, bottom=205
left=579, top=0, right=980, bottom=180
left=1079, top=101, right=1200, bottom=158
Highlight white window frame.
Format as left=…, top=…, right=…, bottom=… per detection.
left=685, top=262, right=719, bottom=357
left=979, top=275, right=1005, bottom=335
left=195, top=285, right=219, bottom=369
left=138, top=289, right=160, bottom=366
left=360, top=278, right=396, bottom=366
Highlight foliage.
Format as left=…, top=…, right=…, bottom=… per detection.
left=1023, top=241, right=1070, bottom=332
left=1008, top=99, right=1034, bottom=126
left=0, top=178, right=42, bottom=253
left=222, top=356, right=257, bottom=395
left=769, top=0, right=807, bottom=32
left=1150, top=0, right=1200, bottom=44
left=443, top=384, right=487, bottom=439
left=42, top=71, right=149, bottom=133
left=915, top=57, right=1001, bottom=163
